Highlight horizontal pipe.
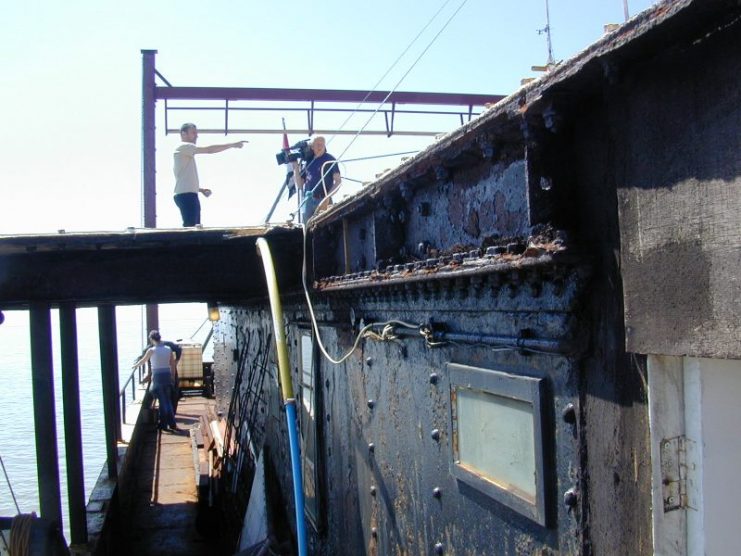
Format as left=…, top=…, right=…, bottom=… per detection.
left=155, top=86, right=504, bottom=106
left=392, top=327, right=571, bottom=354
left=166, top=105, right=480, bottom=116
left=165, top=128, right=441, bottom=137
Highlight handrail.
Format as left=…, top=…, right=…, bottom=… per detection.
left=118, top=363, right=148, bottom=424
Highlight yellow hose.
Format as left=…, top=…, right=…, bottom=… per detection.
left=256, top=237, right=307, bottom=556
left=256, top=238, right=293, bottom=401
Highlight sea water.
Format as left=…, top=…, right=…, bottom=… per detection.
left=0, top=303, right=213, bottom=541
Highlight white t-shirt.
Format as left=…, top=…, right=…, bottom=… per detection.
left=173, top=142, right=199, bottom=194
left=150, top=344, right=173, bottom=370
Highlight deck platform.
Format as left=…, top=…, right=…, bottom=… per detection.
left=120, top=396, right=217, bottom=556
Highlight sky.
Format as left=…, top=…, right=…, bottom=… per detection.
left=1, top=0, right=658, bottom=234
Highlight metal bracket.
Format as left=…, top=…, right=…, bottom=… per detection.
left=660, top=436, right=688, bottom=512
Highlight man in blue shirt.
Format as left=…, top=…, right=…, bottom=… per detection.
left=292, top=136, right=341, bottom=223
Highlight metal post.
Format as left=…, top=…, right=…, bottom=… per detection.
left=145, top=303, right=159, bottom=338
left=29, top=303, right=63, bottom=527
left=98, top=305, right=120, bottom=479
left=141, top=49, right=157, bottom=229
left=142, top=50, right=161, bottom=338
left=59, top=304, right=88, bottom=545
left=544, top=0, right=555, bottom=66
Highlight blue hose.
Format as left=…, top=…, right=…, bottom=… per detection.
left=256, top=238, right=307, bottom=556
left=285, top=400, right=307, bottom=556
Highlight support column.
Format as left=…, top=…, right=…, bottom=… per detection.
left=145, top=304, right=159, bottom=337
left=141, top=49, right=157, bottom=229
left=60, top=304, right=88, bottom=545
left=29, top=303, right=63, bottom=527
left=98, top=305, right=121, bottom=479
left=141, top=49, right=160, bottom=340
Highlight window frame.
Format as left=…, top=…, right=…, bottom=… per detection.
left=447, top=362, right=548, bottom=526
left=297, top=327, right=324, bottom=532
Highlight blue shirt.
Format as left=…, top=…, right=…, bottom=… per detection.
left=304, top=152, right=339, bottom=199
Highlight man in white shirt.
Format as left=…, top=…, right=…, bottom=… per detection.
left=173, top=123, right=247, bottom=226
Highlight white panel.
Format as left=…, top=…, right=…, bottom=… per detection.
left=647, top=355, right=687, bottom=556
left=694, top=357, right=741, bottom=556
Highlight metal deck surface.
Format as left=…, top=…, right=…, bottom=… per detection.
left=121, top=396, right=217, bottom=556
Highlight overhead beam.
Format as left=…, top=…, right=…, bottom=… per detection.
left=155, top=86, right=504, bottom=107
left=0, top=227, right=303, bottom=309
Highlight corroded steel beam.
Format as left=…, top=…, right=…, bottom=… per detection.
left=0, top=226, right=303, bottom=309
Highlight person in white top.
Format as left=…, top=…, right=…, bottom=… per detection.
left=133, top=330, right=179, bottom=431
left=173, top=122, right=248, bottom=227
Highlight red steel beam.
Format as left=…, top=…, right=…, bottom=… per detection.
left=155, top=86, right=504, bottom=107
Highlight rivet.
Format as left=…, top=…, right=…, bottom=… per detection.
left=431, top=429, right=441, bottom=442
left=562, top=403, right=576, bottom=424
left=367, top=399, right=375, bottom=409
left=370, top=485, right=377, bottom=496
left=366, top=357, right=373, bottom=367
left=368, top=442, right=375, bottom=454
left=434, top=542, right=444, bottom=555
left=429, top=373, right=439, bottom=385
left=371, top=527, right=378, bottom=538
left=432, top=487, right=442, bottom=499
left=563, top=487, right=578, bottom=508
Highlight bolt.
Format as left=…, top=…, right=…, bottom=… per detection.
left=370, top=485, right=377, bottom=496
left=366, top=357, right=373, bottom=367
left=368, top=442, right=375, bottom=454
left=429, top=373, right=439, bottom=385
left=434, top=542, right=444, bottom=555
left=367, top=399, right=375, bottom=409
left=563, top=487, right=578, bottom=508
left=562, top=403, right=576, bottom=424
left=432, top=487, right=442, bottom=499
left=506, top=242, right=526, bottom=255
left=431, top=429, right=441, bottom=442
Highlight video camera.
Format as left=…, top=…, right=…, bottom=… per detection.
left=275, top=139, right=314, bottom=166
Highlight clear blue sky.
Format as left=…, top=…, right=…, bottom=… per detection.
left=1, top=0, right=657, bottom=233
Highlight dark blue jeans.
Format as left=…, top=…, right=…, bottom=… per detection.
left=152, top=372, right=177, bottom=428
left=174, top=192, right=201, bottom=227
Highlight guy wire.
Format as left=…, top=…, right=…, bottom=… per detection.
left=298, top=0, right=472, bottom=364
left=318, top=0, right=471, bottom=195
left=326, top=0, right=454, bottom=150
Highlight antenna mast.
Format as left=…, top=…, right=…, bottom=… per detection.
left=537, top=0, right=555, bottom=66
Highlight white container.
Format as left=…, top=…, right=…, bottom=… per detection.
left=177, top=342, right=203, bottom=379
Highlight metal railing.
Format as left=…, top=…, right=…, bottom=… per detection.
left=119, top=364, right=149, bottom=424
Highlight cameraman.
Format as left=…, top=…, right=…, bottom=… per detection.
left=292, top=136, right=341, bottom=222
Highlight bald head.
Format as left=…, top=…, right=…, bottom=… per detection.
left=311, top=136, right=327, bottom=157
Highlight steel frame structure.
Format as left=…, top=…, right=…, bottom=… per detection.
left=140, top=49, right=504, bottom=228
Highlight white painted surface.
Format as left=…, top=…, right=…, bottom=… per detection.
left=693, top=358, right=741, bottom=556
left=648, top=355, right=687, bottom=556
left=648, top=356, right=741, bottom=556
left=682, top=359, right=704, bottom=556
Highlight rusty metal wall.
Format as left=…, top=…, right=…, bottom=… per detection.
left=213, top=247, right=589, bottom=555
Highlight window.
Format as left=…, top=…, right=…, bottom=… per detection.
left=448, top=362, right=547, bottom=525
left=298, top=331, right=322, bottom=530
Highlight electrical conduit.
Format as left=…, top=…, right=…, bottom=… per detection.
left=256, top=238, right=307, bottom=556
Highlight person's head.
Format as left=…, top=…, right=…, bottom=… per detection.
left=180, top=123, right=198, bottom=144
left=148, top=330, right=162, bottom=344
left=310, top=136, right=327, bottom=158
